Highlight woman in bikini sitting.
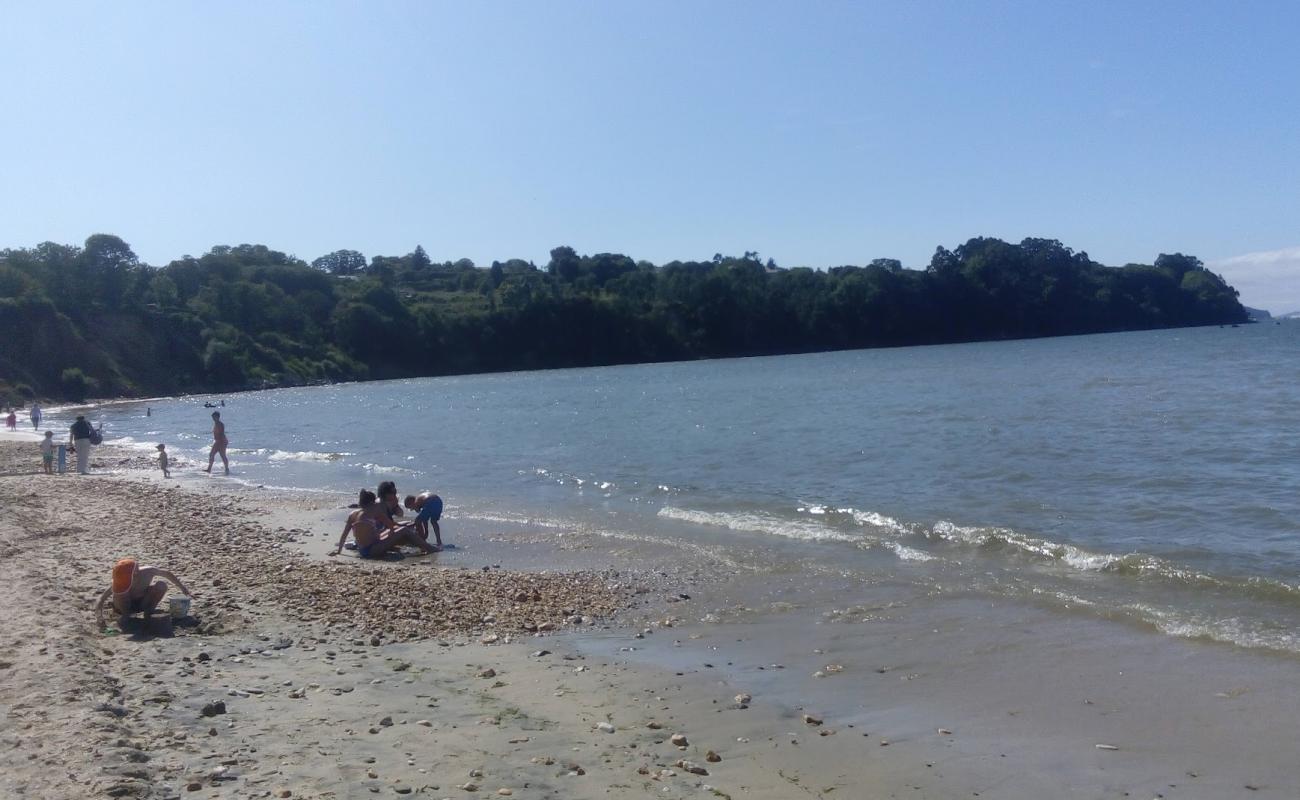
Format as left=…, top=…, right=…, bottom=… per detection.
left=330, top=489, right=437, bottom=558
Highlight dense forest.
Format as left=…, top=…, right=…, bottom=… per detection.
left=0, top=234, right=1246, bottom=403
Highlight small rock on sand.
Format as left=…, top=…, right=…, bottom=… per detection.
left=477, top=668, right=496, bottom=678
left=670, top=734, right=688, bottom=746
left=802, top=714, right=823, bottom=726
left=706, top=750, right=721, bottom=762
left=597, top=722, right=615, bottom=733
left=734, top=693, right=752, bottom=705
left=200, top=701, right=227, bottom=717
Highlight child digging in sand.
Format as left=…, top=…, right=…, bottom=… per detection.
left=95, top=558, right=193, bottom=629
left=156, top=443, right=170, bottom=478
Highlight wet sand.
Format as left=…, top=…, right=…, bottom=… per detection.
left=1, top=436, right=1297, bottom=799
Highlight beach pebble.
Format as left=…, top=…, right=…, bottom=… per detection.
left=705, top=750, right=721, bottom=762
left=1095, top=743, right=1120, bottom=751
left=459, top=783, right=478, bottom=791
left=646, top=722, right=663, bottom=730
left=802, top=714, right=823, bottom=726
left=670, top=734, right=688, bottom=746
left=469, top=769, right=483, bottom=778
left=676, top=760, right=708, bottom=776
left=274, top=790, right=292, bottom=798
left=477, top=668, right=496, bottom=679
left=186, top=782, right=202, bottom=792
left=597, top=722, right=615, bottom=733
left=938, top=728, right=953, bottom=735
left=379, top=716, right=393, bottom=727
left=417, top=720, right=432, bottom=727
left=481, top=634, right=499, bottom=644
left=734, top=693, right=752, bottom=705
left=497, top=790, right=513, bottom=796
left=200, top=701, right=227, bottom=717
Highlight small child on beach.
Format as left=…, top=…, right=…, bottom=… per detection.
left=403, top=491, right=444, bottom=550
left=156, top=443, right=170, bottom=478
left=40, top=431, right=55, bottom=474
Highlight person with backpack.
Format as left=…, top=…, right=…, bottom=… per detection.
left=69, top=415, right=94, bottom=474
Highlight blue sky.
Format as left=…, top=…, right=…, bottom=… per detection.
left=2, top=2, right=1298, bottom=310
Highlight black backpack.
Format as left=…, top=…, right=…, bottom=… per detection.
left=89, top=425, right=104, bottom=445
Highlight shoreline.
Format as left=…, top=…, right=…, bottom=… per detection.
left=2, top=440, right=1297, bottom=798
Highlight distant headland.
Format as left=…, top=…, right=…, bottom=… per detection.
left=0, top=235, right=1247, bottom=403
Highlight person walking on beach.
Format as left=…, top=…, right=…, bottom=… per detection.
left=157, top=443, right=171, bottom=478
left=5, top=410, right=15, bottom=430
left=205, top=411, right=229, bottom=475
left=69, top=414, right=93, bottom=474
left=40, top=431, right=55, bottom=474
left=404, top=491, right=444, bottom=550
left=30, top=403, right=41, bottom=429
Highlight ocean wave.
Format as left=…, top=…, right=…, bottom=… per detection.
left=658, top=506, right=860, bottom=544
left=928, top=520, right=1300, bottom=604
left=1120, top=605, right=1299, bottom=653
left=884, top=541, right=935, bottom=562
left=525, top=466, right=620, bottom=493
left=268, top=449, right=353, bottom=463
left=354, top=462, right=421, bottom=475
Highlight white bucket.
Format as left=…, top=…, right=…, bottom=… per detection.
left=168, top=596, right=191, bottom=619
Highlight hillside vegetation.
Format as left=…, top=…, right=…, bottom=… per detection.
left=0, top=235, right=1246, bottom=403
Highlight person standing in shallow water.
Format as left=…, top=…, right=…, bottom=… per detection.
left=205, top=411, right=229, bottom=475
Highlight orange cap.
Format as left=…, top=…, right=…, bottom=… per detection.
left=112, top=559, right=138, bottom=593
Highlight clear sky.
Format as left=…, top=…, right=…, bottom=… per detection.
left=2, top=2, right=1298, bottom=311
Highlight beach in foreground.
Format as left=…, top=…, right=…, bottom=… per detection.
left=1, top=437, right=1296, bottom=800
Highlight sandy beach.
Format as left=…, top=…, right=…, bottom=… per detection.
left=1, top=435, right=1297, bottom=800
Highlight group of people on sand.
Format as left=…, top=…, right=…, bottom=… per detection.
left=331, top=479, right=445, bottom=558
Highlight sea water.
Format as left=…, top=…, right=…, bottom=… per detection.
left=52, top=322, right=1300, bottom=654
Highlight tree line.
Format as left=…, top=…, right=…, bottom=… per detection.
left=0, top=234, right=1246, bottom=403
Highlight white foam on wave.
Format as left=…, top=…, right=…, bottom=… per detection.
left=661, top=505, right=945, bottom=564
left=355, top=462, right=421, bottom=475
left=268, top=449, right=353, bottom=463
left=931, top=520, right=1127, bottom=570
left=1124, top=604, right=1300, bottom=654
left=884, top=541, right=935, bottom=562
left=658, top=506, right=860, bottom=544
left=468, top=511, right=567, bottom=530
